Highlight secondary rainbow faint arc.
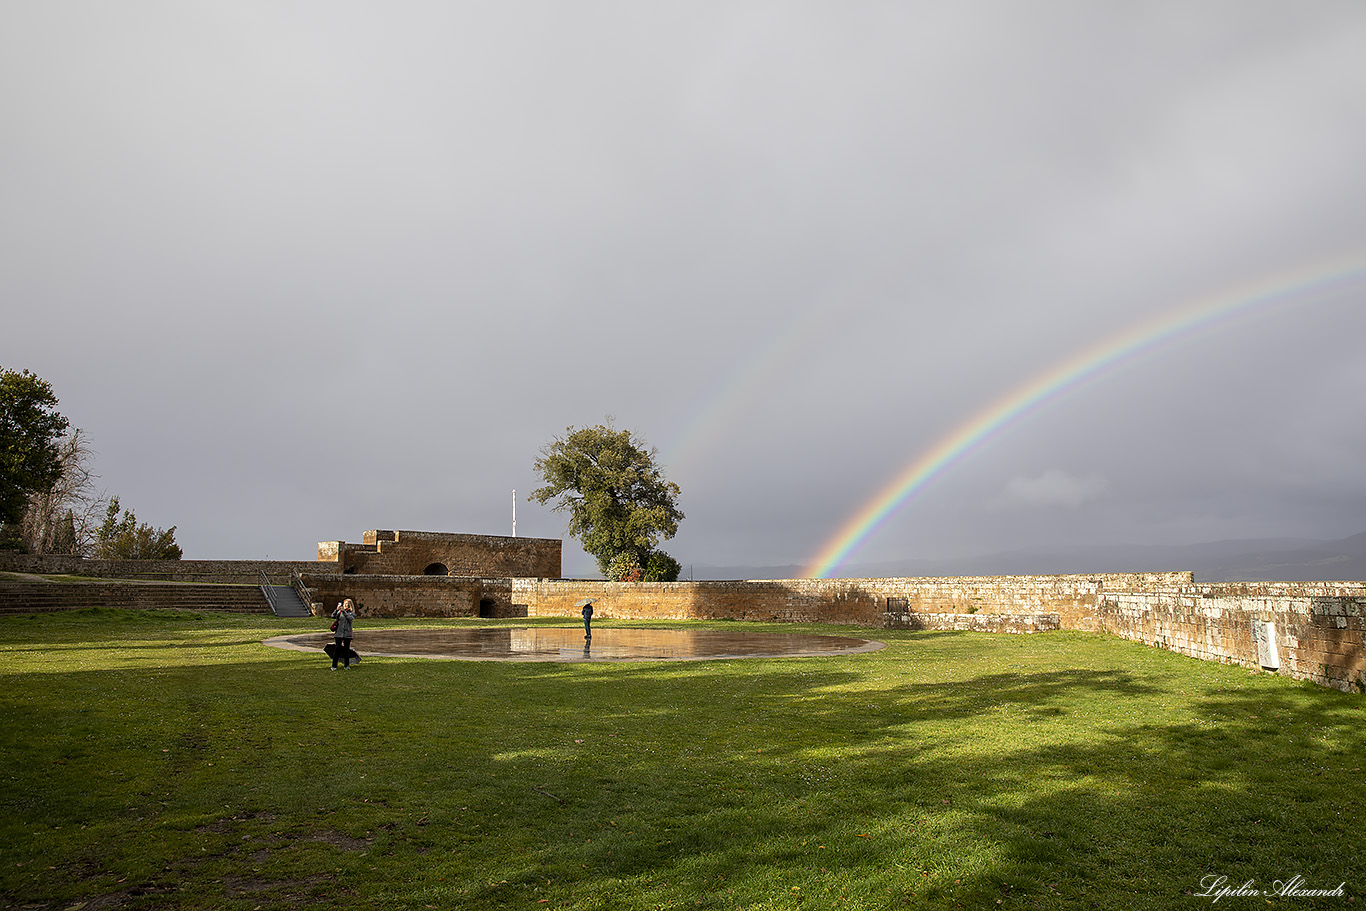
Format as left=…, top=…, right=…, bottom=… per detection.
left=802, top=258, right=1366, bottom=579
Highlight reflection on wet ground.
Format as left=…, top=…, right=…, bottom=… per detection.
left=264, top=627, right=885, bottom=662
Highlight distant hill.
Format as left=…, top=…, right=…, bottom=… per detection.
left=1187, top=531, right=1366, bottom=582
left=682, top=563, right=806, bottom=581
left=690, top=532, right=1366, bottom=582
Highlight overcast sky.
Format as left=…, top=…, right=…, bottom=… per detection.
left=4, top=2, right=1365, bottom=577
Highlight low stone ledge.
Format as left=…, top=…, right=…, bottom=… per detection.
left=885, top=611, right=1061, bottom=633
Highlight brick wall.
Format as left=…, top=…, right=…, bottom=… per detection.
left=7, top=544, right=1361, bottom=691
left=1098, top=583, right=1366, bottom=692
left=507, top=573, right=1183, bottom=627
left=300, top=573, right=525, bottom=619
left=0, top=529, right=560, bottom=583
left=319, top=530, right=561, bottom=578
left=886, top=611, right=1061, bottom=633
left=513, top=578, right=885, bottom=624
left=833, top=572, right=1192, bottom=632
left=0, top=552, right=323, bottom=584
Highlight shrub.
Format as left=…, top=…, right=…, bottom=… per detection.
left=607, top=552, right=643, bottom=582
left=644, top=550, right=681, bottom=582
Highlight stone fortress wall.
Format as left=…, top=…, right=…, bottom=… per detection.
left=0, top=529, right=561, bottom=584
left=501, top=575, right=1365, bottom=691
left=0, top=553, right=322, bottom=584
left=318, top=529, right=561, bottom=579
left=2, top=528, right=1362, bottom=691
left=1095, top=581, right=1366, bottom=692
left=293, top=560, right=1365, bottom=692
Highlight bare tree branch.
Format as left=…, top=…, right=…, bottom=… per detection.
left=20, top=428, right=106, bottom=556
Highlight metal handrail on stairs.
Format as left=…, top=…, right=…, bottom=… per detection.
left=292, top=569, right=313, bottom=616
left=259, top=570, right=279, bottom=615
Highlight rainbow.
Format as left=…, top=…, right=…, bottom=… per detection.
left=803, top=257, right=1366, bottom=579
left=662, top=299, right=841, bottom=473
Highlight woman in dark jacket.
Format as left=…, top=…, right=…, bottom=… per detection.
left=331, top=598, right=356, bottom=669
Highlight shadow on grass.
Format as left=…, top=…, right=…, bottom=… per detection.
left=449, top=662, right=1362, bottom=909
left=2, top=625, right=1363, bottom=910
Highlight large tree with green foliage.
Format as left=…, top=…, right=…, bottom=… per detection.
left=531, top=421, right=683, bottom=580
left=0, top=368, right=70, bottom=528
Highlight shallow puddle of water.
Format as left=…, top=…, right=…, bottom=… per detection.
left=264, top=627, right=884, bottom=662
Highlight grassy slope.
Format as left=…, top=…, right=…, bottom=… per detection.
left=0, top=610, right=1361, bottom=910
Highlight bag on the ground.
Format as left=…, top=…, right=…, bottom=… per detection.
left=324, top=642, right=360, bottom=664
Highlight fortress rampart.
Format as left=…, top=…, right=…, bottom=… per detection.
left=3, top=532, right=1362, bottom=691
left=502, top=574, right=1189, bottom=628
left=290, top=569, right=1365, bottom=692
left=1096, top=583, right=1366, bottom=691
left=0, top=529, right=561, bottom=584
left=0, top=554, right=322, bottom=584
left=319, top=529, right=561, bottom=578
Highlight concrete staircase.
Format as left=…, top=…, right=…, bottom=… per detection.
left=0, top=581, right=273, bottom=616
left=262, top=584, right=312, bottom=618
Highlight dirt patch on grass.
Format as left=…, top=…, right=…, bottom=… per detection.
left=299, top=830, right=372, bottom=851
left=221, top=872, right=334, bottom=900
left=53, top=879, right=181, bottom=910
left=192, top=810, right=277, bottom=835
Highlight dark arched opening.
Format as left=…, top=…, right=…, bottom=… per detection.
left=423, top=563, right=449, bottom=576
left=479, top=598, right=497, bottom=618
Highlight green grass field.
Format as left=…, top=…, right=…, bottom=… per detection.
left=1, top=609, right=1360, bottom=910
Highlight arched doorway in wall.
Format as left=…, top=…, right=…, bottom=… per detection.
left=479, top=598, right=497, bottom=618
left=423, top=563, right=449, bottom=576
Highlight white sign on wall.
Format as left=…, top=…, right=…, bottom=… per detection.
left=1252, top=619, right=1280, bottom=670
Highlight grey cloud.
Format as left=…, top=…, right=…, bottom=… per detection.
left=3, top=2, right=1365, bottom=576
left=998, top=470, right=1111, bottom=509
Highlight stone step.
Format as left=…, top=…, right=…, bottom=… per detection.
left=0, top=582, right=272, bottom=615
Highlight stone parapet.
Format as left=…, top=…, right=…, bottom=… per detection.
left=507, top=574, right=1178, bottom=627
left=885, top=611, right=1061, bottom=633
left=299, top=573, right=522, bottom=620
left=1098, top=587, right=1366, bottom=692
left=318, top=530, right=561, bottom=578
left=5, top=542, right=1361, bottom=692
left=0, top=552, right=323, bottom=585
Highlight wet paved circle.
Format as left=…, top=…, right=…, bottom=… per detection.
left=265, top=627, right=884, bottom=662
